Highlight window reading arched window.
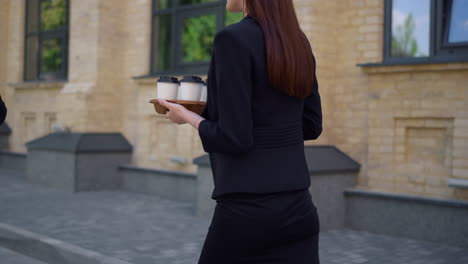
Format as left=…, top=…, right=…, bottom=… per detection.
left=24, top=0, right=69, bottom=81
left=151, top=0, right=243, bottom=75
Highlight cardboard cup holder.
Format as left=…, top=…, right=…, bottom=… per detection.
left=149, top=99, right=207, bottom=115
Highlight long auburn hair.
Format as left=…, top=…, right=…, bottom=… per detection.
left=243, top=0, right=316, bottom=99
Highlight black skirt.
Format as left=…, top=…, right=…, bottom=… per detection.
left=198, top=188, right=320, bottom=264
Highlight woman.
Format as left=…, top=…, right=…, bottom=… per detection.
left=158, top=0, right=322, bottom=263
left=0, top=94, right=6, bottom=126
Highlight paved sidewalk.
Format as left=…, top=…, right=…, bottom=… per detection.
left=0, top=247, right=47, bottom=264
left=1, top=170, right=467, bottom=264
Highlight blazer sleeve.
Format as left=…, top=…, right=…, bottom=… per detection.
left=198, top=29, right=254, bottom=155
left=303, top=62, right=323, bottom=140
left=0, top=96, right=7, bottom=126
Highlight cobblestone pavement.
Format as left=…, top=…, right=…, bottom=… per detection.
left=0, top=247, right=47, bottom=264
left=1, top=170, right=467, bottom=264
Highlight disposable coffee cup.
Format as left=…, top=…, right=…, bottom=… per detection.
left=157, top=76, right=179, bottom=100
left=200, top=79, right=207, bottom=102
left=179, top=75, right=203, bottom=101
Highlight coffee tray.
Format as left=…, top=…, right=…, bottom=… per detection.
left=149, top=99, right=206, bottom=115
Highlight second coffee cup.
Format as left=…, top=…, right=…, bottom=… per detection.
left=179, top=75, right=203, bottom=101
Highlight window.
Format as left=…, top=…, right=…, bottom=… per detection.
left=384, top=0, right=468, bottom=63
left=24, top=0, right=69, bottom=81
left=151, top=0, right=244, bottom=75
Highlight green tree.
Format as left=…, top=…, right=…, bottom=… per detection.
left=182, top=15, right=217, bottom=62
left=42, top=39, right=62, bottom=72
left=41, top=0, right=66, bottom=31
left=225, top=11, right=243, bottom=26
left=391, top=13, right=420, bottom=57
left=181, top=11, right=243, bottom=62
left=40, top=0, right=66, bottom=73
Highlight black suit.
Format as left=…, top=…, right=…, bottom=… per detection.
left=197, top=14, right=321, bottom=264
left=0, top=96, right=7, bottom=126
left=198, top=15, right=322, bottom=200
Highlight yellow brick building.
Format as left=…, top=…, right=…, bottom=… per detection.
left=1, top=0, right=467, bottom=200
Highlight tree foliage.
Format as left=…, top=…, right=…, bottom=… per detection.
left=41, top=0, right=66, bottom=31
left=182, top=15, right=217, bottom=62
left=182, top=11, right=243, bottom=62
left=391, top=13, right=421, bottom=57
left=40, top=0, right=66, bottom=73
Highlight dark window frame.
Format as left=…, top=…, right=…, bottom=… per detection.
left=436, top=0, right=468, bottom=52
left=24, top=0, right=70, bottom=82
left=383, top=0, right=468, bottom=65
left=150, top=0, right=229, bottom=76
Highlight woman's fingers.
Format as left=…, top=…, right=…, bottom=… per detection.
left=157, top=99, right=178, bottom=120
left=159, top=99, right=182, bottom=110
left=157, top=99, right=169, bottom=108
left=156, top=99, right=170, bottom=118
left=158, top=99, right=173, bottom=112
left=157, top=99, right=189, bottom=124
left=159, top=99, right=184, bottom=111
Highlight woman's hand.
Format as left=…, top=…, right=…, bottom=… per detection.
left=157, top=99, right=205, bottom=129
left=157, top=99, right=189, bottom=124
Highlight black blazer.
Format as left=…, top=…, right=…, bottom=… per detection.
left=198, top=14, right=322, bottom=199
left=0, top=96, right=6, bottom=126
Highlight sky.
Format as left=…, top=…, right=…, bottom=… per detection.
left=392, top=0, right=430, bottom=56
left=449, top=0, right=468, bottom=43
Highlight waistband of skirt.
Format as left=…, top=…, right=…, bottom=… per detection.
left=216, top=188, right=309, bottom=200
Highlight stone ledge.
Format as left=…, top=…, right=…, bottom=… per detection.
left=25, top=133, right=133, bottom=192
left=357, top=61, right=468, bottom=74
left=448, top=178, right=468, bottom=189
left=0, top=122, right=11, bottom=134
left=7, top=80, right=67, bottom=90
left=344, top=187, right=468, bottom=247
left=0, top=150, right=27, bottom=157
left=119, top=164, right=196, bottom=203
left=344, top=187, right=468, bottom=209
left=133, top=73, right=208, bottom=86
left=304, top=145, right=361, bottom=174
left=0, top=151, right=27, bottom=173
left=25, top=132, right=133, bottom=153
left=119, top=164, right=196, bottom=179
left=192, top=154, right=210, bottom=166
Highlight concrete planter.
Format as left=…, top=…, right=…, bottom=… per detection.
left=119, top=164, right=197, bottom=204
left=344, top=188, right=468, bottom=247
left=0, top=151, right=27, bottom=175
left=25, top=132, right=132, bottom=192
left=0, top=122, right=11, bottom=150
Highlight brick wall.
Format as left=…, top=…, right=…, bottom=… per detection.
left=365, top=65, right=468, bottom=200
left=0, top=1, right=7, bottom=98
left=1, top=0, right=467, bottom=200
left=333, top=0, right=468, bottom=200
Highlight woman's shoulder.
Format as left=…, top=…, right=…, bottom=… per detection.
left=214, top=18, right=261, bottom=49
